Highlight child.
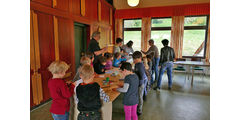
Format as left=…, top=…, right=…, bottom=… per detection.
left=143, top=56, right=151, bottom=92
left=48, top=61, right=75, bottom=120
left=113, top=38, right=123, bottom=54
left=76, top=64, right=110, bottom=120
left=104, top=52, right=113, bottom=70
left=132, top=51, right=148, bottom=115
left=72, top=56, right=91, bottom=82
left=93, top=56, right=107, bottom=74
left=146, top=54, right=154, bottom=87
left=85, top=52, right=94, bottom=66
left=116, top=62, right=139, bottom=120
left=72, top=57, right=91, bottom=120
left=113, top=52, right=127, bottom=67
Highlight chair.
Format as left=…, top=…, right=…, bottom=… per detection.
left=173, top=58, right=188, bottom=81
left=191, top=58, right=206, bottom=81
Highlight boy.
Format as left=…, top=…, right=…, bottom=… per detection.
left=71, top=56, right=91, bottom=120
left=85, top=52, right=94, bottom=66
left=93, top=56, right=107, bottom=74
left=76, top=64, right=110, bottom=120
left=72, top=56, right=91, bottom=82
left=132, top=51, right=148, bottom=115
left=48, top=61, right=75, bottom=120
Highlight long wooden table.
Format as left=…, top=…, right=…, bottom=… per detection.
left=174, top=61, right=210, bottom=86
left=94, top=68, right=124, bottom=120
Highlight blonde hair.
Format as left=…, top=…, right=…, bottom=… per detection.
left=80, top=56, right=91, bottom=65
left=48, top=61, right=70, bottom=74
left=79, top=64, right=94, bottom=81
left=142, top=57, right=149, bottom=70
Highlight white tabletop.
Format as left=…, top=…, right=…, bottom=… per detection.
left=174, top=61, right=210, bottom=66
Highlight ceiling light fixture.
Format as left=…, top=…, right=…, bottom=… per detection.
left=127, top=0, right=139, bottom=7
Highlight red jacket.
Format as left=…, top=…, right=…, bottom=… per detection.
left=48, top=78, right=75, bottom=114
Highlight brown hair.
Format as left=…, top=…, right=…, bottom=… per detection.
left=79, top=64, right=94, bottom=80
left=48, top=61, right=70, bottom=74
left=114, top=52, right=121, bottom=59
left=80, top=56, right=91, bottom=65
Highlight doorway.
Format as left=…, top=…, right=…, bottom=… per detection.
left=74, top=22, right=87, bottom=71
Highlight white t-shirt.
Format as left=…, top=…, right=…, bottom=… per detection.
left=73, top=79, right=83, bottom=104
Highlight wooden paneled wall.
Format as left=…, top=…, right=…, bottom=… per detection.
left=30, top=0, right=115, bottom=108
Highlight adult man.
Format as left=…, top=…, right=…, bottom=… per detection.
left=154, top=39, right=175, bottom=91
left=141, top=39, right=160, bottom=86
left=87, top=31, right=107, bottom=63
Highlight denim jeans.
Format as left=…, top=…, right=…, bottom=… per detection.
left=151, top=57, right=160, bottom=84
left=51, top=111, right=69, bottom=120
left=157, top=62, right=173, bottom=88
left=137, top=84, right=145, bottom=113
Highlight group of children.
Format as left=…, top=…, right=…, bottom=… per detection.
left=47, top=50, right=154, bottom=120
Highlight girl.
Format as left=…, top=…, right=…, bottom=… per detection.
left=104, top=52, right=113, bottom=70
left=113, top=52, right=127, bottom=67
left=114, top=62, right=139, bottom=120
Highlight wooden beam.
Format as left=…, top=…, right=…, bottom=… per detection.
left=31, top=1, right=91, bottom=25
left=53, top=16, right=60, bottom=60
left=81, top=0, right=86, bottom=16
left=194, top=41, right=204, bottom=55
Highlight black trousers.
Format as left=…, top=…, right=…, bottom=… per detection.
left=77, top=111, right=101, bottom=120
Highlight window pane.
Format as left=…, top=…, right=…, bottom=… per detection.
left=124, top=31, right=141, bottom=51
left=184, top=16, right=207, bottom=26
left=124, top=19, right=142, bottom=28
left=183, top=30, right=206, bottom=57
left=151, top=31, right=171, bottom=50
left=151, top=18, right=172, bottom=27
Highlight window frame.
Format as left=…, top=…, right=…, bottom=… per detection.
left=182, top=15, right=209, bottom=59
left=150, top=17, right=172, bottom=50
left=151, top=17, right=172, bottom=31
left=122, top=18, right=142, bottom=49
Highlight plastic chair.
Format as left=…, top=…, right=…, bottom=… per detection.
left=173, top=58, right=188, bottom=81
left=191, top=58, right=206, bottom=81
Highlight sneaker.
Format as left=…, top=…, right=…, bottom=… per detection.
left=153, top=86, right=160, bottom=90
left=157, top=88, right=161, bottom=91
left=137, top=112, right=142, bottom=116
left=143, top=95, right=147, bottom=101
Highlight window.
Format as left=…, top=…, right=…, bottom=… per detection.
left=183, top=16, right=209, bottom=57
left=123, top=19, right=142, bottom=51
left=151, top=18, right=172, bottom=50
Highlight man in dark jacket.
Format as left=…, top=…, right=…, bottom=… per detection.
left=87, top=31, right=107, bottom=63
left=154, top=39, right=175, bottom=91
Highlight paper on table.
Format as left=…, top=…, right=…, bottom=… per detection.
left=99, top=75, right=105, bottom=78
left=105, top=70, right=113, bottom=74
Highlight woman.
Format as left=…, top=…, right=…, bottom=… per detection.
left=122, top=40, right=134, bottom=55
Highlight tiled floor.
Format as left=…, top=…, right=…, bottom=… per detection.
left=31, top=73, right=210, bottom=120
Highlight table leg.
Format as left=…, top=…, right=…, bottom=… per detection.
left=101, top=101, right=112, bottom=120
left=191, top=65, right=194, bottom=86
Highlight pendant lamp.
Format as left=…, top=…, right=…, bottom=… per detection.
left=127, top=0, right=139, bottom=7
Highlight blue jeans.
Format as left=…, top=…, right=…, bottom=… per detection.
left=51, top=111, right=69, bottom=120
left=157, top=62, right=173, bottom=88
left=151, top=57, right=160, bottom=84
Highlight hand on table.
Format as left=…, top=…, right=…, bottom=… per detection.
left=112, top=88, right=118, bottom=91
